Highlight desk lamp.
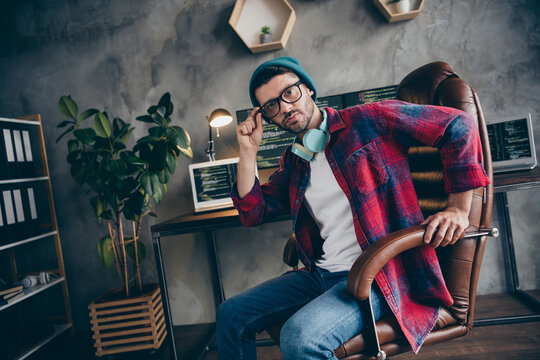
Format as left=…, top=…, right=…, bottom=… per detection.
left=206, top=108, right=233, bottom=161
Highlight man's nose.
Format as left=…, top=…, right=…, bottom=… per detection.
left=280, top=100, right=293, bottom=113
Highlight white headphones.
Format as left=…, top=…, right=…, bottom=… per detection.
left=291, top=109, right=329, bottom=161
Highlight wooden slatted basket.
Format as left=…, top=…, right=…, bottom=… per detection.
left=88, top=284, right=167, bottom=357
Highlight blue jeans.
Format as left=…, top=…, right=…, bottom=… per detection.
left=216, top=267, right=390, bottom=360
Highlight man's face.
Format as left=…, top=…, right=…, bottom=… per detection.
left=255, top=73, right=316, bottom=135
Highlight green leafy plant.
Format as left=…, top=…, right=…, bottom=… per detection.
left=260, top=25, right=272, bottom=35
left=57, top=93, right=192, bottom=297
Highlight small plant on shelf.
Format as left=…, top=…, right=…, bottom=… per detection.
left=56, top=93, right=192, bottom=297
left=387, top=0, right=411, bottom=13
left=260, top=25, right=273, bottom=44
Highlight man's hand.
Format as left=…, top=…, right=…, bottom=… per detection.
left=236, top=107, right=263, bottom=155
left=421, top=190, right=473, bottom=248
left=236, top=108, right=263, bottom=199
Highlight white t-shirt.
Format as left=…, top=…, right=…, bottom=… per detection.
left=304, top=151, right=362, bottom=272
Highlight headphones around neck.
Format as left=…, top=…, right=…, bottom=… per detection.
left=291, top=109, right=328, bottom=161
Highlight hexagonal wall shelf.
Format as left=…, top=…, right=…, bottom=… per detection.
left=229, top=0, right=296, bottom=54
left=374, top=0, right=425, bottom=23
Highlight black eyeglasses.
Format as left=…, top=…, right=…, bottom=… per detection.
left=259, top=81, right=303, bottom=120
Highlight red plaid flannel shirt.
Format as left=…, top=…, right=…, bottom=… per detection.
left=231, top=100, right=490, bottom=352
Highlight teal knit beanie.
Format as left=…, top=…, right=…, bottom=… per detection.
left=249, top=57, right=317, bottom=107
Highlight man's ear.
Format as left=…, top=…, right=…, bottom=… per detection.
left=307, top=87, right=314, bottom=97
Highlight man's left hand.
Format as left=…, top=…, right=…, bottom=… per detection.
left=421, top=206, right=469, bottom=248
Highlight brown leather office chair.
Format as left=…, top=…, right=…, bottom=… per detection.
left=267, top=61, right=497, bottom=359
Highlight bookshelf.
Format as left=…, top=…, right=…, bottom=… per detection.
left=0, top=115, right=72, bottom=359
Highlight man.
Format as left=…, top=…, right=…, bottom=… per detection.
left=216, top=57, right=489, bottom=360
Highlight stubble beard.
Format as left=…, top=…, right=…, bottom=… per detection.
left=277, top=98, right=315, bottom=135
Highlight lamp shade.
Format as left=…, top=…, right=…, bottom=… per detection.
left=208, top=108, right=233, bottom=128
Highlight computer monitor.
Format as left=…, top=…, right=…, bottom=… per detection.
left=487, top=113, right=537, bottom=173
left=188, top=158, right=240, bottom=213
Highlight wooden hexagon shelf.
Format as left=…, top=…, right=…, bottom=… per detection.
left=374, top=0, right=425, bottom=23
left=229, top=0, right=296, bottom=54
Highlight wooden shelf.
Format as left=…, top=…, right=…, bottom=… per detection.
left=0, top=176, right=48, bottom=185
left=0, top=277, right=65, bottom=311
left=0, top=230, right=56, bottom=251
left=7, top=323, right=72, bottom=360
left=0, top=117, right=41, bottom=127
left=229, top=0, right=296, bottom=53
left=374, top=0, right=425, bottom=23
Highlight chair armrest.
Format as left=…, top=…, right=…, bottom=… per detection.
left=347, top=225, right=498, bottom=300
left=283, top=233, right=299, bottom=268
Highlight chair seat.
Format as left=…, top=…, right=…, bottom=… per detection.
left=335, top=307, right=459, bottom=359
left=266, top=306, right=459, bottom=358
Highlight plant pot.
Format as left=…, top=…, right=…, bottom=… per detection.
left=260, top=33, right=273, bottom=44
left=394, top=0, right=411, bottom=13
left=88, top=283, right=167, bottom=357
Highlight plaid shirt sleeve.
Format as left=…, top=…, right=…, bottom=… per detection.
left=231, top=152, right=292, bottom=227
left=375, top=100, right=490, bottom=193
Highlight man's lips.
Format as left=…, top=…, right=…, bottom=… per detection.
left=284, top=112, right=300, bottom=127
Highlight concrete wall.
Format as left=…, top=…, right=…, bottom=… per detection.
left=0, top=0, right=538, bottom=332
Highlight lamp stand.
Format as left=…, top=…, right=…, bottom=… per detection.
left=206, top=122, right=215, bottom=161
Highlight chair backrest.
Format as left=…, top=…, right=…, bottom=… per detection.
left=396, top=61, right=493, bottom=327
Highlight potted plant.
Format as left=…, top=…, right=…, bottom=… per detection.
left=56, top=92, right=192, bottom=356
left=387, top=0, right=410, bottom=13
left=260, top=25, right=273, bottom=44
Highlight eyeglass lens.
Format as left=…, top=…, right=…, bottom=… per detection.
left=261, top=82, right=303, bottom=119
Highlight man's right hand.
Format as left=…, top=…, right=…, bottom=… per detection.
left=236, top=107, right=263, bottom=199
left=236, top=107, right=263, bottom=155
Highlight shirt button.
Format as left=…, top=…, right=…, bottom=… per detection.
left=295, top=199, right=300, bottom=204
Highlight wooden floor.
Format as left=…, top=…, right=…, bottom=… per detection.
left=202, top=324, right=540, bottom=360
left=182, top=291, right=540, bottom=360
left=34, top=292, right=539, bottom=360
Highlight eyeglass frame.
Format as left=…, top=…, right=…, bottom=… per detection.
left=258, top=81, right=304, bottom=121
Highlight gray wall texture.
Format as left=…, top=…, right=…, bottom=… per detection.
left=0, top=0, right=538, bottom=332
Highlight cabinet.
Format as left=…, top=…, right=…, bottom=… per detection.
left=0, top=115, right=72, bottom=359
